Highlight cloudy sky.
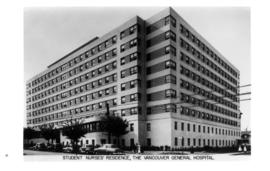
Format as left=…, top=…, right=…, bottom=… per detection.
left=24, top=7, right=250, bottom=130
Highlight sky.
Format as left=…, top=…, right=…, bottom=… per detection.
left=24, top=7, right=250, bottom=130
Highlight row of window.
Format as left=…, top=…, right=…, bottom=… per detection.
left=180, top=52, right=237, bottom=98
left=146, top=45, right=176, bottom=61
left=31, top=85, right=117, bottom=116
left=147, top=89, right=176, bottom=101
left=174, top=121, right=240, bottom=136
left=147, top=74, right=176, bottom=88
left=180, top=38, right=237, bottom=87
left=120, top=66, right=140, bottom=78
left=120, top=52, right=139, bottom=65
left=120, top=38, right=139, bottom=52
left=121, top=79, right=141, bottom=91
left=31, top=73, right=117, bottom=114
left=31, top=60, right=117, bottom=103
left=173, top=137, right=236, bottom=147
left=180, top=65, right=237, bottom=102
left=31, top=36, right=117, bottom=87
left=146, top=30, right=176, bottom=48
left=146, top=15, right=176, bottom=34
left=146, top=60, right=176, bottom=75
left=121, top=93, right=141, bottom=104
left=180, top=79, right=238, bottom=111
left=180, top=93, right=239, bottom=121
left=29, top=98, right=117, bottom=124
left=180, top=24, right=238, bottom=78
left=121, top=107, right=141, bottom=116
left=180, top=106, right=238, bottom=127
left=147, top=103, right=177, bottom=114
left=120, top=24, right=140, bottom=39
left=31, top=48, right=117, bottom=95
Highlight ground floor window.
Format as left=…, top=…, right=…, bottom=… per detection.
left=147, top=138, right=151, bottom=146
left=122, top=139, right=125, bottom=146
left=130, top=138, right=134, bottom=147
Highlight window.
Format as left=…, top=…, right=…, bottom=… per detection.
left=112, top=49, right=117, bottom=56
left=130, top=66, right=138, bottom=75
left=130, top=80, right=136, bottom=88
left=121, top=96, right=126, bottom=104
left=130, top=53, right=137, bottom=61
left=165, top=31, right=176, bottom=41
left=165, top=31, right=170, bottom=39
left=165, top=89, right=176, bottom=98
left=130, top=93, right=138, bottom=101
left=130, top=25, right=136, bottom=34
left=193, top=124, right=196, bottom=132
left=113, top=86, right=117, bottom=93
left=105, top=89, right=110, bottom=95
left=165, top=15, right=176, bottom=27
left=121, top=83, right=126, bottom=91
left=165, top=74, right=176, bottom=84
left=120, top=44, right=125, bottom=52
left=165, top=46, right=171, bottom=54
left=165, top=104, right=176, bottom=112
left=181, top=122, right=184, bottom=131
left=147, top=123, right=151, bottom=131
left=120, top=32, right=125, bottom=39
left=113, top=99, right=117, bottom=105
left=121, top=110, right=126, bottom=116
left=130, top=123, right=134, bottom=131
left=131, top=107, right=138, bottom=115
left=105, top=65, right=110, bottom=71
left=98, top=68, right=102, bottom=74
left=187, top=123, right=190, bottom=131
left=165, top=60, right=176, bottom=70
left=112, top=36, right=117, bottom=43
left=112, top=61, right=117, bottom=68
left=105, top=77, right=110, bottom=83
left=130, top=39, right=137, bottom=47
left=121, top=57, right=125, bottom=65
left=175, top=137, right=178, bottom=146
left=121, top=70, right=126, bottom=78
left=174, top=121, right=178, bottom=130
left=147, top=138, right=151, bottom=146
left=98, top=79, right=102, bottom=85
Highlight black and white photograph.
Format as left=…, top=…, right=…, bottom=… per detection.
left=23, top=6, right=251, bottom=161
left=5, top=0, right=270, bottom=169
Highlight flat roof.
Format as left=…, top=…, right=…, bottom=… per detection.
left=47, top=36, right=99, bottom=68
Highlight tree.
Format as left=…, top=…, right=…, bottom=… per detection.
left=61, top=119, right=88, bottom=153
left=39, top=124, right=59, bottom=144
left=24, top=127, right=38, bottom=145
left=101, top=115, right=129, bottom=146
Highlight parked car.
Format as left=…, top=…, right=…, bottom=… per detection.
left=31, top=143, right=47, bottom=151
left=94, top=144, right=124, bottom=155
left=63, top=145, right=73, bottom=153
left=80, top=145, right=95, bottom=154
left=46, top=144, right=54, bottom=151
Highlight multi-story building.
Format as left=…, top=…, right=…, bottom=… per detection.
left=26, top=7, right=241, bottom=148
